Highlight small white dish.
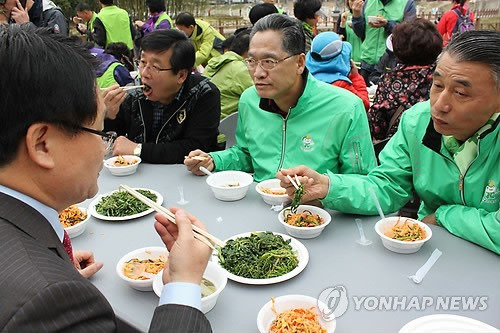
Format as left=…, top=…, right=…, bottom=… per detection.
left=375, top=216, right=432, bottom=254
left=61, top=206, right=90, bottom=238
left=206, top=171, right=253, bottom=201
left=104, top=155, right=141, bottom=176
left=116, top=246, right=168, bottom=291
left=255, top=179, right=291, bottom=206
left=367, top=15, right=380, bottom=23
left=257, top=294, right=336, bottom=333
left=399, top=314, right=499, bottom=333
left=278, top=205, right=332, bottom=239
left=152, top=261, right=228, bottom=314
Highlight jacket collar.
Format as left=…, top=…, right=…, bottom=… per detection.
left=422, top=113, right=500, bottom=154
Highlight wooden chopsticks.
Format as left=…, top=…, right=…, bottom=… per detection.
left=119, top=185, right=224, bottom=250
left=286, top=174, right=301, bottom=190
left=184, top=156, right=209, bottom=161
left=100, top=85, right=144, bottom=92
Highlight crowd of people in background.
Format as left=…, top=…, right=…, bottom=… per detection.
left=0, top=0, right=498, bottom=331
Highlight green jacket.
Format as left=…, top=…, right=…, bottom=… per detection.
left=323, top=101, right=500, bottom=254
left=191, top=20, right=225, bottom=67
left=204, top=51, right=253, bottom=119
left=346, top=13, right=362, bottom=63
left=361, top=0, right=405, bottom=65
left=210, top=73, right=377, bottom=182
left=96, top=5, right=133, bottom=49
left=96, top=62, right=120, bottom=89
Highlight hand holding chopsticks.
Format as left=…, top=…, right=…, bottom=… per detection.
left=119, top=185, right=224, bottom=250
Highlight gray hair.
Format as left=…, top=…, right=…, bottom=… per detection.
left=250, top=13, right=305, bottom=55
left=445, top=30, right=500, bottom=89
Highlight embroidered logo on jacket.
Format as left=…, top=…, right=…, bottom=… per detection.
left=481, top=180, right=499, bottom=204
left=300, top=134, right=315, bottom=152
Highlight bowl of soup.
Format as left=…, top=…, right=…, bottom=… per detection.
left=205, top=171, right=253, bottom=201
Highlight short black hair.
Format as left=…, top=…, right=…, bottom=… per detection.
left=249, top=3, right=278, bottom=25
left=293, top=0, right=321, bottom=21
left=392, top=18, right=442, bottom=66
left=141, top=29, right=195, bottom=74
left=105, top=42, right=134, bottom=71
left=230, top=29, right=251, bottom=56
left=99, top=0, right=113, bottom=6
left=75, top=2, right=92, bottom=12
left=175, top=12, right=196, bottom=27
left=222, top=34, right=235, bottom=51
left=146, top=0, right=165, bottom=13
left=0, top=25, right=98, bottom=166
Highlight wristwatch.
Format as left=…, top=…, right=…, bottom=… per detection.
left=133, top=144, right=142, bottom=156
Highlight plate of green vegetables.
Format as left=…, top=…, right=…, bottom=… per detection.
left=88, top=188, right=163, bottom=221
left=214, top=231, right=309, bottom=285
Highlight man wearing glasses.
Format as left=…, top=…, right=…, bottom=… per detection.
left=186, top=14, right=377, bottom=182
left=103, top=29, right=221, bottom=164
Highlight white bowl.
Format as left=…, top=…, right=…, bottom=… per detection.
left=255, top=179, right=291, bottom=206
left=104, top=155, right=141, bottom=176
left=152, top=261, right=228, bottom=314
left=116, top=247, right=168, bottom=291
left=257, top=295, right=336, bottom=333
left=375, top=217, right=432, bottom=254
left=278, top=205, right=332, bottom=239
left=367, top=15, right=380, bottom=23
left=62, top=206, right=90, bottom=238
left=206, top=171, right=253, bottom=201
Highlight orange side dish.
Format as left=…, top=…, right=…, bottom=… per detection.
left=269, top=299, right=326, bottom=333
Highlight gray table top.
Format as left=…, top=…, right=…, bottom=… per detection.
left=73, top=164, right=500, bottom=333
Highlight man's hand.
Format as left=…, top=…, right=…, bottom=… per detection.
left=112, top=136, right=138, bottom=156
left=73, top=250, right=103, bottom=278
left=134, top=20, right=144, bottom=28
left=154, top=208, right=212, bottom=285
left=184, top=150, right=215, bottom=176
left=369, top=15, right=388, bottom=28
left=102, top=84, right=127, bottom=120
left=276, top=166, right=330, bottom=203
left=340, top=11, right=349, bottom=27
left=351, top=0, right=364, bottom=17
left=422, top=213, right=438, bottom=225
left=10, top=0, right=30, bottom=24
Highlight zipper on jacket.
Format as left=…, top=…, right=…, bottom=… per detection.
left=458, top=138, right=482, bottom=205
left=276, top=109, right=291, bottom=171
left=353, top=141, right=362, bottom=173
left=138, top=101, right=147, bottom=141
left=439, top=153, right=466, bottom=206
left=155, top=100, right=188, bottom=143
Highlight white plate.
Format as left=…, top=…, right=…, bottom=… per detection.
left=213, top=231, right=309, bottom=285
left=399, top=314, right=499, bottom=333
left=88, top=188, right=164, bottom=221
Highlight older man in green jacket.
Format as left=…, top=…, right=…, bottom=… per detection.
left=185, top=14, right=377, bottom=182
left=278, top=31, right=500, bottom=255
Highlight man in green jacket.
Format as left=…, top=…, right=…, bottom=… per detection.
left=175, top=12, right=225, bottom=68
left=185, top=14, right=377, bottom=182
left=277, top=31, right=500, bottom=255
left=93, top=0, right=135, bottom=50
left=204, top=29, right=253, bottom=119
left=74, top=3, right=97, bottom=41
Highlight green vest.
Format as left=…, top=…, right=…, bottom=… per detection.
left=361, top=0, right=405, bottom=65
left=97, top=6, right=133, bottom=49
left=346, top=13, right=362, bottom=63
left=88, top=12, right=96, bottom=32
left=154, top=12, right=173, bottom=29
left=96, top=62, right=121, bottom=89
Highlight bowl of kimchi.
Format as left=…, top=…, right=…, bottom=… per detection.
left=59, top=205, right=90, bottom=238
left=375, top=216, right=432, bottom=254
left=256, top=179, right=291, bottom=206
left=104, top=155, right=141, bottom=176
left=278, top=205, right=332, bottom=239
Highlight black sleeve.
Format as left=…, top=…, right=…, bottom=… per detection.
left=336, top=16, right=347, bottom=39
left=93, top=17, right=106, bottom=48
left=140, top=84, right=221, bottom=164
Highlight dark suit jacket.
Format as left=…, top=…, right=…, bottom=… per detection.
left=0, top=193, right=212, bottom=333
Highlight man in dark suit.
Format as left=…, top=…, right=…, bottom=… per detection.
left=0, top=24, right=212, bottom=332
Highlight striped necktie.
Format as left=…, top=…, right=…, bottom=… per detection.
left=63, top=230, right=75, bottom=264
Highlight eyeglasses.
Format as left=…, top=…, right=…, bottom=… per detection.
left=244, top=54, right=299, bottom=71
left=138, top=60, right=173, bottom=74
left=80, top=127, right=117, bottom=152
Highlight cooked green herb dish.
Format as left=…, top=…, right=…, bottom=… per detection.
left=95, top=190, right=157, bottom=217
left=217, top=232, right=298, bottom=279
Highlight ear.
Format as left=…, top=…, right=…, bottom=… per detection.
left=177, top=69, right=189, bottom=85
left=25, top=123, right=56, bottom=170
left=296, top=53, right=306, bottom=75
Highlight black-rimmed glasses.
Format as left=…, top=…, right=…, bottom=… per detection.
left=244, top=53, right=300, bottom=71
left=80, top=127, right=116, bottom=152
left=138, top=60, right=173, bottom=74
